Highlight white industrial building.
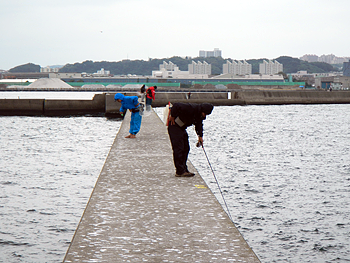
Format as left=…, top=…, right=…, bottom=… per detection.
left=40, top=66, right=59, bottom=73
left=188, top=61, right=211, bottom=75
left=152, top=61, right=209, bottom=79
left=223, top=60, right=252, bottom=75
left=259, top=60, right=283, bottom=75
left=93, top=68, right=110, bottom=77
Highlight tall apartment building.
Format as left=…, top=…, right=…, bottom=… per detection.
left=159, top=61, right=177, bottom=71
left=223, top=60, right=252, bottom=75
left=259, top=60, right=283, bottom=75
left=300, top=54, right=350, bottom=64
left=319, top=54, right=350, bottom=64
left=199, top=48, right=222, bottom=58
left=300, top=54, right=319, bottom=63
left=343, top=60, right=350, bottom=77
left=188, top=61, right=211, bottom=75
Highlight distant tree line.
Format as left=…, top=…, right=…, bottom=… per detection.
left=8, top=56, right=339, bottom=75
left=9, top=63, right=41, bottom=73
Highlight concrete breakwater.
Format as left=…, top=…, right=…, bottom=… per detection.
left=0, top=94, right=106, bottom=116
left=1, top=90, right=350, bottom=116
left=63, top=110, right=261, bottom=262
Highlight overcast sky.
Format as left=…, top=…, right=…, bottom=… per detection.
left=1, top=0, right=349, bottom=70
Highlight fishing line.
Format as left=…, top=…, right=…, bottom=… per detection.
left=198, top=143, right=233, bottom=221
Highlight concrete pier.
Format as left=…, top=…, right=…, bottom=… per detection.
left=63, top=109, right=260, bottom=262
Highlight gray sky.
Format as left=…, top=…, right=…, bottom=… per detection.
left=1, top=0, right=349, bottom=70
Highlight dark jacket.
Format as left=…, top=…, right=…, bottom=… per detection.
left=170, top=103, right=212, bottom=137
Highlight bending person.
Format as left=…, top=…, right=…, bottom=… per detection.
left=114, top=93, right=142, bottom=139
left=168, top=103, right=214, bottom=177
left=146, top=85, right=157, bottom=107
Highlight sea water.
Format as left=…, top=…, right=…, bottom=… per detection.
left=0, top=116, right=120, bottom=262
left=0, top=104, right=349, bottom=262
left=195, top=105, right=350, bottom=262
left=156, top=104, right=350, bottom=263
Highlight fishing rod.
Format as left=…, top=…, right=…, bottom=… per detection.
left=197, top=142, right=233, bottom=222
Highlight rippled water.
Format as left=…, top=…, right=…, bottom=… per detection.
left=1, top=104, right=350, bottom=263
left=162, top=104, right=350, bottom=263
left=0, top=117, right=120, bottom=262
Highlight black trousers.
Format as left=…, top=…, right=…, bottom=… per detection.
left=168, top=124, right=190, bottom=175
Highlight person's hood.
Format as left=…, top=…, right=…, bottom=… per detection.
left=200, top=103, right=214, bottom=115
left=114, top=93, right=125, bottom=100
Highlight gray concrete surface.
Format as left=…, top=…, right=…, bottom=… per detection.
left=63, top=109, right=260, bottom=262
left=0, top=99, right=44, bottom=116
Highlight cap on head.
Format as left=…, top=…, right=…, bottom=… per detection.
left=201, top=103, right=214, bottom=115
left=114, top=93, right=124, bottom=100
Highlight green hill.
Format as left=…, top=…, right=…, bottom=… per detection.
left=246, top=56, right=337, bottom=74
left=9, top=63, right=40, bottom=73
left=58, top=56, right=228, bottom=76
left=8, top=56, right=339, bottom=75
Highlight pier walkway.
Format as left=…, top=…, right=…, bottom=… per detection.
left=63, top=109, right=260, bottom=262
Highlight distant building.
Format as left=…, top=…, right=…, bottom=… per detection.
left=300, top=54, right=319, bottom=63
left=332, top=75, right=350, bottom=90
left=50, top=73, right=82, bottom=78
left=259, top=60, right=283, bottom=75
left=223, top=60, right=252, bottom=75
left=199, top=48, right=222, bottom=58
left=93, top=68, right=110, bottom=77
left=213, top=73, right=284, bottom=81
left=319, top=54, right=337, bottom=64
left=343, top=60, right=350, bottom=77
left=188, top=61, right=211, bottom=75
left=159, top=61, right=177, bottom=71
left=40, top=66, right=59, bottom=73
left=152, top=62, right=209, bottom=79
left=300, top=54, right=350, bottom=64
left=291, top=71, right=316, bottom=87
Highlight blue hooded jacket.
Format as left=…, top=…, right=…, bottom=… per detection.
left=114, top=93, right=139, bottom=113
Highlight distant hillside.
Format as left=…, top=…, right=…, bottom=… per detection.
left=247, top=56, right=337, bottom=74
left=59, top=56, right=338, bottom=75
left=276, top=56, right=336, bottom=73
left=8, top=56, right=339, bottom=75
left=9, top=63, right=40, bottom=73
left=59, top=56, right=228, bottom=76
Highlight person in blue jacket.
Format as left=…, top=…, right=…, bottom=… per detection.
left=114, top=93, right=142, bottom=138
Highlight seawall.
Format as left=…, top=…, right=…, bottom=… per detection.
left=1, top=90, right=350, bottom=116
left=0, top=94, right=105, bottom=116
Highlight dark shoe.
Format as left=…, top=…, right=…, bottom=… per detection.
left=175, top=172, right=195, bottom=177
left=186, top=171, right=195, bottom=176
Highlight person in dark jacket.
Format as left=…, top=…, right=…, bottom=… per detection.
left=168, top=102, right=214, bottom=177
